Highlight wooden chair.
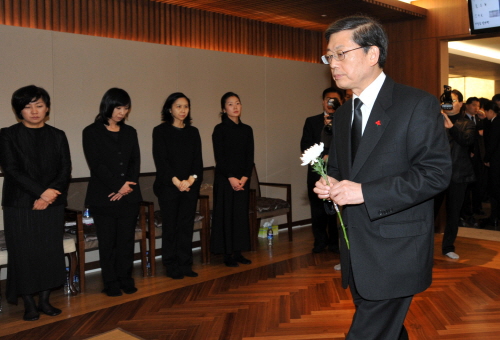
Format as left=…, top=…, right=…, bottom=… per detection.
left=138, top=168, right=213, bottom=276
left=248, top=165, right=292, bottom=250
left=64, top=178, right=148, bottom=293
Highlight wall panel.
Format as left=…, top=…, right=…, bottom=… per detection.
left=0, top=0, right=324, bottom=63
left=384, top=0, right=472, bottom=96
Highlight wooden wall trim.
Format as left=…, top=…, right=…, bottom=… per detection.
left=0, top=0, right=324, bottom=63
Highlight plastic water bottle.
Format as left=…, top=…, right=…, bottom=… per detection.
left=83, top=208, right=90, bottom=218
left=267, top=225, right=273, bottom=246
left=64, top=267, right=71, bottom=295
left=73, top=272, right=79, bottom=287
left=146, top=251, right=151, bottom=276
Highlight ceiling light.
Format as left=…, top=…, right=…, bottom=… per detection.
left=449, top=41, right=500, bottom=62
left=398, top=0, right=413, bottom=3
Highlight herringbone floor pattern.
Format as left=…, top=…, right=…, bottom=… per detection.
left=1, top=227, right=500, bottom=339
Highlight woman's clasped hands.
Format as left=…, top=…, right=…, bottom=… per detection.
left=229, top=176, right=248, bottom=191
left=33, top=188, right=61, bottom=210
left=108, top=181, right=136, bottom=201
left=172, top=176, right=196, bottom=192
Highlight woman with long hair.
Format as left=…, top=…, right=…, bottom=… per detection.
left=211, top=92, right=254, bottom=267
left=153, top=92, right=203, bottom=279
left=0, top=85, right=71, bottom=320
left=82, top=88, right=142, bottom=296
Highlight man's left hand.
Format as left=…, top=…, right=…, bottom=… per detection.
left=330, top=180, right=364, bottom=206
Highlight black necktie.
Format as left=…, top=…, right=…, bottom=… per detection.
left=351, top=98, right=363, bottom=163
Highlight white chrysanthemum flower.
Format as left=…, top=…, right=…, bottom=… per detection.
left=300, top=142, right=324, bottom=166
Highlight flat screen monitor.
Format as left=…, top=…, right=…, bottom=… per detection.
left=468, top=0, right=500, bottom=34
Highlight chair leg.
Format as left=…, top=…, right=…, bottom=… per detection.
left=148, top=232, right=156, bottom=277
left=250, top=216, right=259, bottom=251
left=141, top=237, right=148, bottom=277
left=147, top=204, right=156, bottom=277
left=0, top=267, right=3, bottom=312
left=67, top=252, right=78, bottom=296
left=287, top=211, right=293, bottom=242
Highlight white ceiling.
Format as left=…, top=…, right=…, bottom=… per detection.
left=448, top=36, right=500, bottom=80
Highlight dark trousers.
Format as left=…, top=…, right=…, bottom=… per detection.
left=347, top=268, right=412, bottom=340
left=308, top=188, right=338, bottom=249
left=94, top=213, right=137, bottom=288
left=159, top=190, right=198, bottom=270
left=442, top=181, right=468, bottom=254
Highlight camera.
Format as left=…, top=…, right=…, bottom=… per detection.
left=440, top=85, right=453, bottom=111
left=324, top=98, right=341, bottom=134
left=326, top=97, right=341, bottom=120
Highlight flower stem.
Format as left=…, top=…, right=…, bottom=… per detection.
left=333, top=203, right=350, bottom=250
left=321, top=174, right=350, bottom=250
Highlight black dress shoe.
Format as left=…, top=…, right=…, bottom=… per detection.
left=121, top=285, right=138, bottom=294
left=182, top=269, right=199, bottom=277
left=166, top=268, right=184, bottom=279
left=234, top=254, right=252, bottom=265
left=23, top=310, right=40, bottom=321
left=102, top=287, right=123, bottom=297
left=224, top=256, right=239, bottom=267
left=38, top=304, right=62, bottom=316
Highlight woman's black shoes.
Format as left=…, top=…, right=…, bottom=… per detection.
left=182, top=269, right=199, bottom=277
left=38, top=304, right=62, bottom=316
left=102, top=287, right=123, bottom=297
left=22, top=294, right=40, bottom=321
left=121, top=286, right=138, bottom=294
left=166, top=268, right=184, bottom=279
left=234, top=254, right=252, bottom=265
left=23, top=309, right=40, bottom=321
left=224, top=256, right=239, bottom=267
left=120, top=281, right=138, bottom=294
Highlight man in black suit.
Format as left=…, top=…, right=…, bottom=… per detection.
left=314, top=16, right=451, bottom=339
left=462, top=97, right=484, bottom=219
left=300, top=87, right=344, bottom=253
left=482, top=100, right=500, bottom=228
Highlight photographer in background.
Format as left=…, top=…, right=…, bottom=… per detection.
left=300, top=87, right=344, bottom=254
left=435, top=89, right=475, bottom=259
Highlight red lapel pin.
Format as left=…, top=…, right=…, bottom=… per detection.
left=375, top=120, right=381, bottom=126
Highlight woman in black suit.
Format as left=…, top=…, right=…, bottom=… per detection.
left=153, top=92, right=203, bottom=279
left=0, top=85, right=71, bottom=321
left=211, top=92, right=254, bottom=267
left=82, top=88, right=142, bottom=297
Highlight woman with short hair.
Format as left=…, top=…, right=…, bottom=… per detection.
left=0, top=85, right=71, bottom=321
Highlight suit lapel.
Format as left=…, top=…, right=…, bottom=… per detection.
left=350, top=78, right=394, bottom=179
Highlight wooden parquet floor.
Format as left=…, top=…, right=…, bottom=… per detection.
left=1, top=226, right=500, bottom=339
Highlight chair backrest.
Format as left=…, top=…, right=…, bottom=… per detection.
left=249, top=164, right=261, bottom=197
left=66, top=179, right=89, bottom=211
left=138, top=173, right=159, bottom=208
left=200, top=166, right=215, bottom=210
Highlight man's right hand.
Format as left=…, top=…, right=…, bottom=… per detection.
left=313, top=176, right=338, bottom=200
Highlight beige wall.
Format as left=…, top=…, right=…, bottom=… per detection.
left=0, top=24, right=331, bottom=229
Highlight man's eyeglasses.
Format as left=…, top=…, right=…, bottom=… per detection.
left=321, top=46, right=370, bottom=64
